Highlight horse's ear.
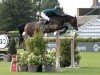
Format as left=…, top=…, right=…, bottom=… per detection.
left=74, top=15, right=76, bottom=18
left=74, top=15, right=77, bottom=20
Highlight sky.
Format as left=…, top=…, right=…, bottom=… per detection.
left=58, top=0, right=93, bottom=16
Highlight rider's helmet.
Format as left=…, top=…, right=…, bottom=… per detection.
left=54, top=6, right=63, bottom=12
left=54, top=6, right=65, bottom=16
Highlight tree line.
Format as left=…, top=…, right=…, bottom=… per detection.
left=0, top=0, right=59, bottom=32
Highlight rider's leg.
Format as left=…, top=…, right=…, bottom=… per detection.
left=41, top=12, right=50, bottom=21
left=41, top=12, right=50, bottom=30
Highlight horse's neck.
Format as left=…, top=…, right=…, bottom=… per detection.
left=65, top=15, right=75, bottom=23
left=51, top=16, right=65, bottom=25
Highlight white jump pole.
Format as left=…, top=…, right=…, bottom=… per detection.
left=54, top=31, right=60, bottom=70
left=70, top=32, right=77, bottom=68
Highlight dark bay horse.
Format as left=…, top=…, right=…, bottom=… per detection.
left=18, top=14, right=78, bottom=44
left=43, top=15, right=78, bottom=33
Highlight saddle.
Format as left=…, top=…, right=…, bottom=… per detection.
left=42, top=19, right=53, bottom=27
left=40, top=19, right=53, bottom=32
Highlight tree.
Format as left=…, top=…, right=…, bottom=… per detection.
left=0, top=0, right=59, bottom=32
left=7, top=38, right=17, bottom=55
left=0, top=0, right=34, bottom=31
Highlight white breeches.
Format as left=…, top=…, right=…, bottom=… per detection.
left=41, top=12, right=50, bottom=21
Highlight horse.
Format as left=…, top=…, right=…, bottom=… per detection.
left=43, top=15, right=78, bottom=33
left=18, top=14, right=78, bottom=45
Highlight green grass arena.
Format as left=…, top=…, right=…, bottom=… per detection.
left=0, top=52, right=100, bottom=75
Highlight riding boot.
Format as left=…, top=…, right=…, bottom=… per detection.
left=45, top=20, right=50, bottom=24
left=42, top=20, right=49, bottom=31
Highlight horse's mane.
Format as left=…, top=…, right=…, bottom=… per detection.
left=49, top=15, right=75, bottom=25
left=50, top=14, right=75, bottom=21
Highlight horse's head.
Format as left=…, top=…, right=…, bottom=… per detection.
left=70, top=16, right=78, bottom=31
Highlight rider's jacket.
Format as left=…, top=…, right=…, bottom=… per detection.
left=42, top=8, right=63, bottom=17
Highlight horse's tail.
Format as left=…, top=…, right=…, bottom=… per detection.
left=17, top=23, right=26, bottom=46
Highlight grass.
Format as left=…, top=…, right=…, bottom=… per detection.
left=0, top=52, right=100, bottom=75
left=80, top=52, right=100, bottom=68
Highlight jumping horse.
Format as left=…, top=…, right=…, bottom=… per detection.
left=18, top=14, right=78, bottom=45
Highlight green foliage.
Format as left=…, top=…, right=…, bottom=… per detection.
left=25, top=31, right=47, bottom=56
left=60, top=39, right=71, bottom=66
left=9, top=31, right=19, bottom=38
left=44, top=50, right=56, bottom=65
left=27, top=53, right=42, bottom=65
left=77, top=38, right=100, bottom=42
left=46, top=38, right=100, bottom=42
left=7, top=38, right=17, bottom=55
left=0, top=0, right=59, bottom=31
left=41, top=0, right=59, bottom=10
left=17, top=51, right=29, bottom=66
left=31, top=0, right=59, bottom=20
left=60, top=38, right=81, bottom=66
left=0, top=0, right=34, bottom=31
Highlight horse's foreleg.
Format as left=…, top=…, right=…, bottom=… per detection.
left=58, top=25, right=68, bottom=34
left=58, top=28, right=66, bottom=34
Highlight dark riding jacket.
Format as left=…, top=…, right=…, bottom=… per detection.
left=43, top=8, right=64, bottom=17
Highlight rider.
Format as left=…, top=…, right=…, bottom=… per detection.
left=41, top=6, right=65, bottom=24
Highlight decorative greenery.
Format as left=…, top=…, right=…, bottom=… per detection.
left=45, top=38, right=100, bottom=42
left=27, top=53, right=42, bottom=65
left=77, top=38, right=100, bottom=42
left=75, top=53, right=81, bottom=61
left=25, top=31, right=47, bottom=56
left=7, top=38, right=17, bottom=55
left=17, top=51, right=29, bottom=66
left=44, top=50, right=56, bottom=65
left=60, top=38, right=81, bottom=66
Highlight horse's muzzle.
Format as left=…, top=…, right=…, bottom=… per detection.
left=75, top=27, right=78, bottom=31
left=76, top=28, right=78, bottom=31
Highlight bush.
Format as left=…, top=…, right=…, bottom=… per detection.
left=44, top=50, right=56, bottom=65
left=17, top=51, right=29, bottom=66
left=7, top=38, right=17, bottom=55
left=77, top=38, right=100, bottom=42
left=27, top=53, right=42, bottom=65
left=25, top=31, right=47, bottom=56
left=60, top=38, right=81, bottom=67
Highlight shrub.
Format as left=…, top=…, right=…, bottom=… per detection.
left=17, top=51, right=29, bottom=66
left=7, top=38, right=17, bottom=55
left=60, top=38, right=81, bottom=66
left=44, top=50, right=56, bottom=65
left=27, top=53, right=42, bottom=65
left=25, top=31, right=47, bottom=56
